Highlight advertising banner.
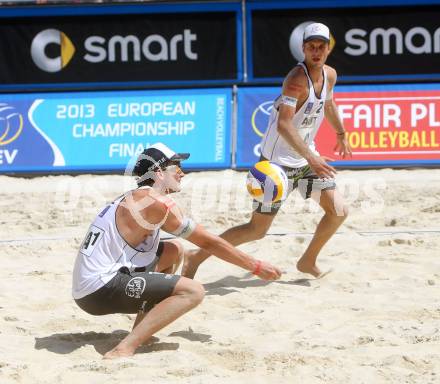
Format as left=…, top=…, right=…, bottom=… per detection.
left=0, top=88, right=231, bottom=173
left=236, top=84, right=440, bottom=168
left=320, top=85, right=440, bottom=165
left=250, top=5, right=440, bottom=82
left=0, top=11, right=238, bottom=87
left=236, top=87, right=278, bottom=167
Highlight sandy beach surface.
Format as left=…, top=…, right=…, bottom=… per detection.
left=0, top=168, right=439, bottom=383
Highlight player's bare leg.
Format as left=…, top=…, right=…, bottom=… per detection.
left=131, top=240, right=184, bottom=345
left=104, top=277, right=204, bottom=359
left=297, top=189, right=348, bottom=277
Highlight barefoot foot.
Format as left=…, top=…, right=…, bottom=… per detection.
left=103, top=346, right=135, bottom=359
left=316, top=268, right=333, bottom=279
left=296, top=259, right=330, bottom=279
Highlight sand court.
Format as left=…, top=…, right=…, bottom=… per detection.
left=0, top=169, right=439, bottom=383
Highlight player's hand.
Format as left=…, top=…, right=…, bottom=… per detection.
left=253, top=260, right=282, bottom=281
left=308, top=155, right=336, bottom=179
left=334, top=134, right=352, bottom=158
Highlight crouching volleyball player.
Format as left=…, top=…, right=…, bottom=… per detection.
left=71, top=143, right=282, bottom=359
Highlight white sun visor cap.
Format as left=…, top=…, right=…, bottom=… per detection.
left=303, top=23, right=330, bottom=43
left=133, top=142, right=190, bottom=177
left=148, top=142, right=190, bottom=163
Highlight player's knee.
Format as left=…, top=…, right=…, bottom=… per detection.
left=254, top=229, right=268, bottom=240
left=342, top=204, right=349, bottom=218
left=337, top=203, right=349, bottom=219
left=176, top=278, right=205, bottom=307
left=186, top=280, right=205, bottom=307
left=326, top=203, right=349, bottom=220
left=246, top=221, right=269, bottom=240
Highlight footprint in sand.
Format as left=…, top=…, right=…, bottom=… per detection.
left=69, top=362, right=112, bottom=373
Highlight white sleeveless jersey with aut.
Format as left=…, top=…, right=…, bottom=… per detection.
left=72, top=188, right=160, bottom=300
left=261, top=62, right=329, bottom=168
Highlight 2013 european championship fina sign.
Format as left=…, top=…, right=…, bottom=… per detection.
left=0, top=88, right=231, bottom=172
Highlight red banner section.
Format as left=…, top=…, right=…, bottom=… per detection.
left=318, top=90, right=440, bottom=162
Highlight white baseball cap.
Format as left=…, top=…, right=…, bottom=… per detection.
left=303, top=22, right=330, bottom=43
left=133, top=142, right=190, bottom=176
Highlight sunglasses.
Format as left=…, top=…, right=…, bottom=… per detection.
left=163, top=162, right=183, bottom=173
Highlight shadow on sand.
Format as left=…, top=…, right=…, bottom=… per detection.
left=203, top=273, right=311, bottom=296
left=34, top=330, right=179, bottom=356
left=168, top=327, right=212, bottom=343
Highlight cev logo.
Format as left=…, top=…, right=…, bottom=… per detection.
left=289, top=21, right=336, bottom=62
left=31, top=29, right=75, bottom=72
left=251, top=101, right=273, bottom=137
left=0, top=104, right=23, bottom=146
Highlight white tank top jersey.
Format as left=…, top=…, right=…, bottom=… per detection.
left=261, top=62, right=328, bottom=168
left=72, top=187, right=160, bottom=300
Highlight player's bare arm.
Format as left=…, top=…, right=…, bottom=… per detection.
left=324, top=66, right=353, bottom=158
left=188, top=226, right=281, bottom=281
left=162, top=207, right=281, bottom=281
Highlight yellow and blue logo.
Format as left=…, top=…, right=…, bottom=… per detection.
left=31, top=29, right=75, bottom=73
left=0, top=104, right=24, bottom=146
left=251, top=101, right=273, bottom=138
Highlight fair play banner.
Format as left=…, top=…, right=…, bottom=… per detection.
left=236, top=84, right=440, bottom=168
left=318, top=84, right=440, bottom=166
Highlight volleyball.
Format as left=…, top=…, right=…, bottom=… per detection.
left=246, top=161, right=288, bottom=203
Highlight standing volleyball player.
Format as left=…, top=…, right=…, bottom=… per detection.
left=183, top=22, right=352, bottom=279
left=72, top=143, right=281, bottom=359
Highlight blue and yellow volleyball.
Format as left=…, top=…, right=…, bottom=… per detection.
left=246, top=161, right=288, bottom=203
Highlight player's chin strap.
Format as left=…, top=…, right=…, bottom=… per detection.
left=168, top=217, right=196, bottom=239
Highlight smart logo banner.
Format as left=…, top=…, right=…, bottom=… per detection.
left=0, top=12, right=238, bottom=86
left=251, top=5, right=440, bottom=82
